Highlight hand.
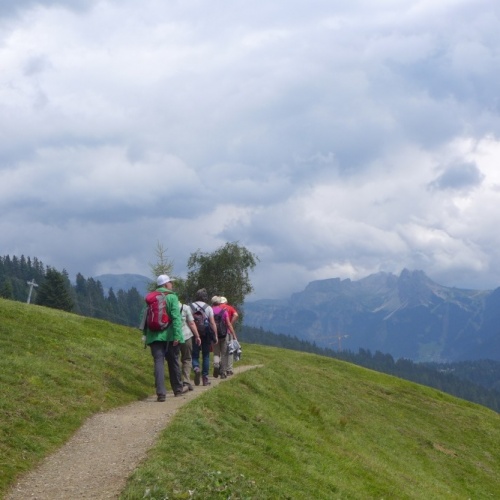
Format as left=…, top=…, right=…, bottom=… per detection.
left=173, top=340, right=179, bottom=346
left=195, top=336, right=201, bottom=346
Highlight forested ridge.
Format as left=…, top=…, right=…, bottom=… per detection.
left=0, top=254, right=144, bottom=327
left=2, top=254, right=499, bottom=413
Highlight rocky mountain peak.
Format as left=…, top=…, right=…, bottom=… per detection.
left=397, top=268, right=439, bottom=306
left=244, top=269, right=498, bottom=362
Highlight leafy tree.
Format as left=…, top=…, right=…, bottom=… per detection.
left=37, top=267, right=74, bottom=312
left=185, top=241, right=258, bottom=309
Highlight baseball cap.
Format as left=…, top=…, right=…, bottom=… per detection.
left=157, top=274, right=173, bottom=286
left=220, top=296, right=228, bottom=304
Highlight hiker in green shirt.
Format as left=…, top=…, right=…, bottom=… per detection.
left=142, top=274, right=186, bottom=401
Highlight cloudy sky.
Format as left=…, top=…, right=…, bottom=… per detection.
left=2, top=0, right=500, bottom=300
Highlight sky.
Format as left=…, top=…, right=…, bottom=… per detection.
left=2, top=0, right=500, bottom=300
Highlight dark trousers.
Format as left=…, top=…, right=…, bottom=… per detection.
left=150, top=341, right=183, bottom=396
left=192, top=335, right=211, bottom=376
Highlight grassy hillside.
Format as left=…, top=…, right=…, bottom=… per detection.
left=0, top=298, right=151, bottom=496
left=1, top=298, right=499, bottom=499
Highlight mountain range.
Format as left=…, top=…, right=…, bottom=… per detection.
left=94, top=269, right=500, bottom=363
left=93, top=273, right=151, bottom=297
left=243, top=269, right=500, bottom=363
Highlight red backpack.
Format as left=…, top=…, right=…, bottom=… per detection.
left=145, top=291, right=170, bottom=331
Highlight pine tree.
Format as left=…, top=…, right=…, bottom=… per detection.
left=37, top=267, right=74, bottom=312
left=124, top=287, right=144, bottom=326
left=148, top=242, right=175, bottom=291
left=0, top=279, right=14, bottom=299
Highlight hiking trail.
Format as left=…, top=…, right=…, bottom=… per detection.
left=6, top=365, right=260, bottom=500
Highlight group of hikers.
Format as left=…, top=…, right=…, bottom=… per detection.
left=140, top=274, right=241, bottom=402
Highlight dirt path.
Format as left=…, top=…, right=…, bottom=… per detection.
left=6, top=365, right=260, bottom=500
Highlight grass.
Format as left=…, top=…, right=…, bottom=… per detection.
left=121, top=349, right=500, bottom=499
left=0, top=298, right=151, bottom=496
left=1, top=298, right=499, bottom=499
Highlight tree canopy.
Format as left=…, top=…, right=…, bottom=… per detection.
left=184, top=241, right=258, bottom=308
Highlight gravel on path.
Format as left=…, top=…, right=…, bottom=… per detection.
left=6, top=365, right=260, bottom=500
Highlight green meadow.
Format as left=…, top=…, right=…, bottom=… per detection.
left=1, top=298, right=499, bottom=499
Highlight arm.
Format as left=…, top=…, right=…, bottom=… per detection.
left=138, top=303, right=148, bottom=331
left=167, top=294, right=184, bottom=344
left=231, top=310, right=239, bottom=325
left=185, top=306, right=201, bottom=345
left=208, top=313, right=218, bottom=344
left=188, top=319, right=201, bottom=346
left=224, top=311, right=236, bottom=337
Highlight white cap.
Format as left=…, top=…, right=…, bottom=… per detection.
left=157, top=274, right=173, bottom=286
left=220, top=296, right=228, bottom=304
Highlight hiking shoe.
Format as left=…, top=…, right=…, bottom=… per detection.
left=202, top=376, right=211, bottom=386
left=183, top=382, right=194, bottom=391
left=213, top=365, right=220, bottom=378
left=194, top=367, right=201, bottom=386
left=157, top=395, right=166, bottom=402
left=175, top=386, right=189, bottom=396
left=220, top=372, right=227, bottom=379
left=227, top=370, right=234, bottom=376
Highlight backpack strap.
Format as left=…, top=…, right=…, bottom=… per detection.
left=190, top=301, right=209, bottom=317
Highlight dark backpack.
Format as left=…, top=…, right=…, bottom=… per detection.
left=190, top=302, right=210, bottom=337
left=145, top=291, right=170, bottom=331
left=214, top=308, right=228, bottom=338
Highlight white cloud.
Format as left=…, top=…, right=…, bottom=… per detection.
left=2, top=0, right=500, bottom=299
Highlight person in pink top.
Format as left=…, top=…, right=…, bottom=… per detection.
left=220, top=296, right=239, bottom=375
left=211, top=296, right=236, bottom=379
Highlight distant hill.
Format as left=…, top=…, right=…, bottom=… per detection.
left=93, top=273, right=150, bottom=297
left=244, top=268, right=500, bottom=362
